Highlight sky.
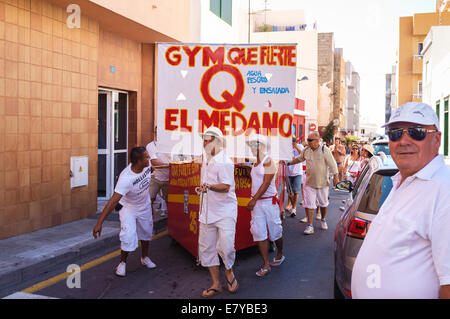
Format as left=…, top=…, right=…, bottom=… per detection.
left=240, top=0, right=437, bottom=132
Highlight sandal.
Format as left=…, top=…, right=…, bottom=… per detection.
left=270, top=255, right=285, bottom=266
left=256, top=266, right=271, bottom=277
left=226, top=275, right=239, bottom=293
left=201, top=287, right=223, bottom=298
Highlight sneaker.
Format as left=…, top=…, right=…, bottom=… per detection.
left=290, top=209, right=296, bottom=217
left=300, top=217, right=308, bottom=223
left=141, top=256, right=157, bottom=269
left=304, top=224, right=314, bottom=235
left=321, top=219, right=328, bottom=230
left=115, top=262, right=126, bottom=277
left=316, top=212, right=322, bottom=220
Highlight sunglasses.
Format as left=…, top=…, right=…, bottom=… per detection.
left=387, top=127, right=438, bottom=142
left=307, top=139, right=318, bottom=142
left=352, top=148, right=359, bottom=150
left=248, top=142, right=260, bottom=147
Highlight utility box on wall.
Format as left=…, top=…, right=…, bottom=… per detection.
left=71, top=156, right=89, bottom=188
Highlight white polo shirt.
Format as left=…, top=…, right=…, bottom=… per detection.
left=351, top=155, right=450, bottom=299
left=199, top=150, right=237, bottom=225
left=146, top=141, right=171, bottom=182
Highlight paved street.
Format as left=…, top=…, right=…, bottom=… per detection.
left=16, top=188, right=347, bottom=299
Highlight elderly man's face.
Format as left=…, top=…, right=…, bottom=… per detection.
left=307, top=134, right=320, bottom=150
left=388, top=122, right=441, bottom=177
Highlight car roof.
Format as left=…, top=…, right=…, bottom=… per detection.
left=372, top=139, right=389, bottom=144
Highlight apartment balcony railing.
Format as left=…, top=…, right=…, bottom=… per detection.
left=412, top=93, right=423, bottom=102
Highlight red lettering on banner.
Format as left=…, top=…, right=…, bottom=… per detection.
left=219, top=111, right=231, bottom=136
left=165, top=46, right=181, bottom=66
left=260, top=46, right=268, bottom=65
left=165, top=109, right=179, bottom=131
left=231, top=112, right=247, bottom=136
left=246, top=47, right=258, bottom=65
left=200, top=64, right=245, bottom=112
left=227, top=48, right=241, bottom=65
left=286, top=46, right=296, bottom=66
left=198, top=109, right=219, bottom=132
left=182, top=46, right=202, bottom=67
left=279, top=113, right=293, bottom=137
left=246, top=112, right=261, bottom=136
left=180, top=109, right=192, bottom=132
left=202, top=46, right=225, bottom=67
left=262, top=112, right=279, bottom=136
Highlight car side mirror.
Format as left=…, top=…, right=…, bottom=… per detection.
left=336, top=180, right=353, bottom=193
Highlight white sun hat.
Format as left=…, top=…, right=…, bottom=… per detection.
left=382, top=102, right=440, bottom=130
left=199, top=126, right=224, bottom=141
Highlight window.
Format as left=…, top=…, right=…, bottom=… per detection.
left=352, top=164, right=370, bottom=198
left=418, top=42, right=423, bottom=56
left=357, top=171, right=396, bottom=215
left=418, top=80, right=423, bottom=96
left=210, top=0, right=232, bottom=25
left=437, top=101, right=440, bottom=121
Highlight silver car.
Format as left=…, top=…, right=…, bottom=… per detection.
left=333, top=155, right=398, bottom=299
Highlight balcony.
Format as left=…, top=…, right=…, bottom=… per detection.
left=412, top=55, right=423, bottom=74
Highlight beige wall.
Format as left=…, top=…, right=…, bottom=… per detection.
left=0, top=0, right=99, bottom=238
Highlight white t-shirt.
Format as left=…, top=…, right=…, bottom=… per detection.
left=115, top=164, right=152, bottom=212
left=351, top=155, right=450, bottom=299
left=200, top=150, right=237, bottom=225
left=288, top=143, right=304, bottom=177
left=146, top=141, right=171, bottom=182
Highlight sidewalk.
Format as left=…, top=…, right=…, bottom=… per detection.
left=0, top=201, right=167, bottom=296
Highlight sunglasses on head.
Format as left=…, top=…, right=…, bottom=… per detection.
left=387, top=127, right=438, bottom=142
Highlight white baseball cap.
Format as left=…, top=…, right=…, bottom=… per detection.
left=382, top=102, right=440, bottom=130
left=246, top=134, right=268, bottom=146
left=199, top=126, right=224, bottom=141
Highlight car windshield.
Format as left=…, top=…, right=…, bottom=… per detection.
left=356, top=170, right=397, bottom=214
left=373, top=143, right=390, bottom=155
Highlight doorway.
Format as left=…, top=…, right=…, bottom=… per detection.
left=97, top=89, right=129, bottom=199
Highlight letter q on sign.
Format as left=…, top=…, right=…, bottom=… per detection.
left=66, top=4, right=81, bottom=29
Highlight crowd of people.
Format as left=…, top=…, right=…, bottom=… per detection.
left=90, top=102, right=449, bottom=299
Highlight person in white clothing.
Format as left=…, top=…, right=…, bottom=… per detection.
left=146, top=126, right=171, bottom=218
left=93, top=147, right=156, bottom=277
left=246, top=134, right=284, bottom=277
left=343, top=144, right=361, bottom=186
left=197, top=127, right=239, bottom=297
left=352, top=102, right=450, bottom=299
left=285, top=138, right=304, bottom=217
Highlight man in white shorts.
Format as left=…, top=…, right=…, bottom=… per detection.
left=287, top=132, right=338, bottom=235
left=246, top=134, right=284, bottom=277
left=197, top=127, right=239, bottom=297
left=93, top=147, right=156, bottom=277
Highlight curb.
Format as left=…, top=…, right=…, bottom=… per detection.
left=0, top=218, right=167, bottom=297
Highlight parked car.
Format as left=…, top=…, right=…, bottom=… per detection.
left=333, top=155, right=398, bottom=299
left=372, top=139, right=390, bottom=156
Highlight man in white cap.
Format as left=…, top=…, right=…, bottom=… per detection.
left=352, top=102, right=450, bottom=299
left=246, top=134, right=285, bottom=277
left=197, top=126, right=239, bottom=297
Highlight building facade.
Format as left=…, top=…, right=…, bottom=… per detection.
left=317, top=32, right=334, bottom=131
left=250, top=9, right=318, bottom=138
left=396, top=3, right=450, bottom=106
left=345, top=61, right=360, bottom=135
left=333, top=48, right=346, bottom=133
left=422, top=25, right=450, bottom=161
left=0, top=0, right=192, bottom=239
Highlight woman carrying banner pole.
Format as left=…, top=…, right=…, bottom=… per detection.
left=246, top=134, right=285, bottom=277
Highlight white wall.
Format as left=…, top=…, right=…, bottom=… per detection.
left=190, top=0, right=245, bottom=43
left=252, top=9, right=306, bottom=28
left=422, top=26, right=450, bottom=158
left=251, top=30, right=318, bottom=133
